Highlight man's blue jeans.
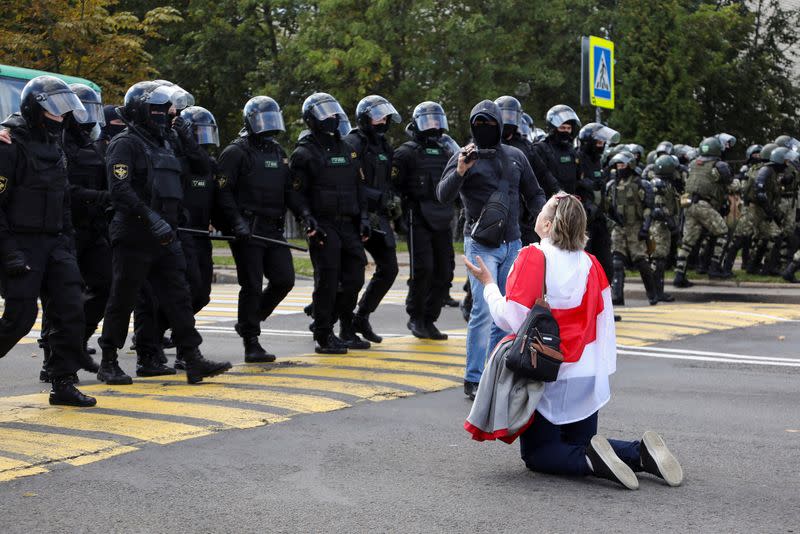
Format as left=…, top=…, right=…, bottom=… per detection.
left=464, top=236, right=522, bottom=383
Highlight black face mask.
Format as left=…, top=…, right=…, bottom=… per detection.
left=43, top=116, right=64, bottom=137
left=252, top=132, right=274, bottom=148
left=472, top=123, right=500, bottom=148
left=420, top=129, right=441, bottom=142
left=617, top=167, right=632, bottom=179
left=556, top=131, right=573, bottom=145
left=318, top=116, right=339, bottom=135
left=373, top=122, right=389, bottom=135
left=105, top=124, right=125, bottom=139
left=502, top=124, right=517, bottom=139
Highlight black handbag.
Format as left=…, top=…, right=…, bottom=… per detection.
left=505, top=251, right=565, bottom=382
left=470, top=157, right=509, bottom=247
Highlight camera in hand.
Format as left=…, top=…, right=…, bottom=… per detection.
left=462, top=148, right=497, bottom=163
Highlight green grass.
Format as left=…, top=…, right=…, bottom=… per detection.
left=625, top=269, right=791, bottom=284
left=213, top=255, right=315, bottom=277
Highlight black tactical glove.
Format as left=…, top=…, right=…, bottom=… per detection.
left=302, top=213, right=319, bottom=235
left=145, top=211, right=174, bottom=245
left=232, top=218, right=251, bottom=241
left=172, top=116, right=194, bottom=145
left=360, top=217, right=372, bottom=240
left=3, top=250, right=30, bottom=276
left=638, top=226, right=650, bottom=241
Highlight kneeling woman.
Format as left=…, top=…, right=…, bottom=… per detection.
left=464, top=193, right=682, bottom=489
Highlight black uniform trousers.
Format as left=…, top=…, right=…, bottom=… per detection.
left=357, top=228, right=398, bottom=316
left=230, top=232, right=295, bottom=338
left=75, top=228, right=112, bottom=342
left=586, top=217, right=613, bottom=282
left=0, top=234, right=84, bottom=378
left=99, top=237, right=202, bottom=356
left=309, top=218, right=366, bottom=335
left=405, top=217, right=454, bottom=323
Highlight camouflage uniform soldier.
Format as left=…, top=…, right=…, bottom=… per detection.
left=722, top=144, right=772, bottom=274
left=649, top=156, right=681, bottom=302
left=771, top=135, right=800, bottom=270
left=673, top=137, right=733, bottom=287
left=607, top=151, right=659, bottom=306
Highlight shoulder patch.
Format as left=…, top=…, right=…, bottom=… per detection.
left=351, top=152, right=358, bottom=160
left=391, top=166, right=399, bottom=178
left=113, top=163, right=129, bottom=180
left=0, top=175, right=7, bottom=194
left=215, top=174, right=228, bottom=188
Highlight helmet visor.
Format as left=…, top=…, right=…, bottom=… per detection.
left=594, top=125, right=620, bottom=144
left=548, top=108, right=580, bottom=128
left=718, top=133, right=736, bottom=148
left=38, top=90, right=85, bottom=117
left=338, top=119, right=352, bottom=137
left=73, top=102, right=105, bottom=126
left=518, top=120, right=531, bottom=136
left=499, top=108, right=521, bottom=127
left=171, top=88, right=194, bottom=110
left=145, top=85, right=179, bottom=106
left=194, top=124, right=219, bottom=146
left=415, top=112, right=448, bottom=132
left=787, top=137, right=800, bottom=152
left=308, top=99, right=346, bottom=121
left=248, top=110, right=285, bottom=134
left=364, top=102, right=400, bottom=123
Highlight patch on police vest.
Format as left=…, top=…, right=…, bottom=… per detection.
left=351, top=152, right=358, bottom=160
left=391, top=166, right=399, bottom=178
left=215, top=174, right=228, bottom=188
left=113, top=163, right=129, bottom=180
left=264, top=160, right=279, bottom=169
left=0, top=175, right=7, bottom=194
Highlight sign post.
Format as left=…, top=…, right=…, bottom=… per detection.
left=581, top=35, right=615, bottom=123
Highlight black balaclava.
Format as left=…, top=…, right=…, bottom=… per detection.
left=318, top=116, right=339, bottom=135
left=617, top=166, right=632, bottom=179
left=555, top=129, right=572, bottom=146
left=468, top=100, right=503, bottom=149
left=502, top=124, right=517, bottom=140
left=147, top=103, right=171, bottom=139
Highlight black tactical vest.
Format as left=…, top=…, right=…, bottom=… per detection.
left=233, top=138, right=290, bottom=218
left=346, top=131, right=391, bottom=213
left=66, top=141, right=106, bottom=229
left=539, top=139, right=579, bottom=193
left=7, top=134, right=67, bottom=234
left=300, top=137, right=361, bottom=218
left=407, top=140, right=454, bottom=230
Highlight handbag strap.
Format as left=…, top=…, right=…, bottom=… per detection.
left=540, top=248, right=547, bottom=300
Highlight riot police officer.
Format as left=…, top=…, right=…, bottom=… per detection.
left=673, top=137, right=733, bottom=287
left=531, top=104, right=580, bottom=195
left=98, top=81, right=232, bottom=384
left=649, top=156, right=682, bottom=301
left=218, top=96, right=310, bottom=361
left=0, top=76, right=96, bottom=406
left=344, top=95, right=401, bottom=345
left=393, top=102, right=457, bottom=339
left=578, top=122, right=620, bottom=281
left=290, top=93, right=369, bottom=354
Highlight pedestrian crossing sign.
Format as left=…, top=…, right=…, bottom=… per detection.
left=588, top=36, right=614, bottom=109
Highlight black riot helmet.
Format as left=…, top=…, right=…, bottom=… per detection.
left=654, top=155, right=677, bottom=177
left=180, top=106, right=219, bottom=146
left=68, top=83, right=105, bottom=127
left=302, top=92, right=347, bottom=135
left=578, top=122, right=620, bottom=153
left=544, top=104, right=581, bottom=134
left=626, top=143, right=645, bottom=163
left=355, top=95, right=400, bottom=135
left=19, top=75, right=85, bottom=125
left=609, top=150, right=637, bottom=174
left=152, top=79, right=194, bottom=112
left=655, top=141, right=673, bottom=156
left=745, top=144, right=763, bottom=162
left=411, top=101, right=449, bottom=136
left=122, top=81, right=185, bottom=131
left=243, top=96, right=285, bottom=136
left=494, top=96, right=523, bottom=138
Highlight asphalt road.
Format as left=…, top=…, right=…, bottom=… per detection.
left=0, top=281, right=798, bottom=533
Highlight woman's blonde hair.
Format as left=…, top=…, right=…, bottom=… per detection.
left=544, top=192, right=587, bottom=251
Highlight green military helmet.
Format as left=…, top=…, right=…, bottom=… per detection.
left=656, top=141, right=673, bottom=156
left=654, top=155, right=677, bottom=177
left=646, top=150, right=657, bottom=165
left=745, top=144, right=763, bottom=161
left=770, top=147, right=799, bottom=166
left=626, top=143, right=645, bottom=162
left=602, top=143, right=627, bottom=167
left=698, top=137, right=722, bottom=157
left=759, top=143, right=779, bottom=162
left=609, top=150, right=637, bottom=170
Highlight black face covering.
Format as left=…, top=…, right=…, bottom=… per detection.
left=556, top=130, right=573, bottom=145
left=319, top=116, right=339, bottom=135
left=420, top=129, right=442, bottom=142
left=472, top=123, right=500, bottom=148
left=617, top=167, right=632, bottom=179
left=105, top=124, right=125, bottom=139
left=502, top=124, right=517, bottom=139
left=252, top=132, right=274, bottom=148
left=373, top=122, right=389, bottom=135
left=43, top=116, right=64, bottom=137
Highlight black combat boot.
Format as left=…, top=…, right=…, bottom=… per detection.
left=97, top=350, right=133, bottom=385
left=339, top=315, right=371, bottom=349
left=639, top=431, right=683, bottom=487
left=314, top=331, right=348, bottom=355
left=49, top=376, right=97, bottom=407
left=636, top=259, right=659, bottom=305
left=708, top=259, right=733, bottom=280
left=353, top=312, right=382, bottom=343
left=407, top=318, right=430, bottom=339
left=652, top=259, right=674, bottom=302
left=243, top=336, right=276, bottom=363
left=746, top=241, right=768, bottom=274
left=444, top=294, right=460, bottom=308
left=721, top=236, right=744, bottom=274
left=672, top=270, right=693, bottom=288
left=425, top=321, right=448, bottom=340
left=180, top=347, right=232, bottom=384
left=586, top=435, right=639, bottom=490
left=783, top=261, right=799, bottom=283
left=136, top=351, right=177, bottom=377
left=79, top=348, right=100, bottom=374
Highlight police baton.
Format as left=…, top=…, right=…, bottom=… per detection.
left=177, top=227, right=308, bottom=252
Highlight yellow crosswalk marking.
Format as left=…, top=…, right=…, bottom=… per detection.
left=0, top=456, right=48, bottom=482
left=238, top=365, right=461, bottom=391
left=290, top=355, right=464, bottom=377
left=0, top=426, right=137, bottom=468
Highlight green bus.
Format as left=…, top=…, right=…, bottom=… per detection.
left=0, top=64, right=101, bottom=121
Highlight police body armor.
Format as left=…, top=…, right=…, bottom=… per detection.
left=7, top=133, right=67, bottom=234
left=407, top=140, right=454, bottom=231
left=66, top=141, right=107, bottom=232
left=348, top=131, right=391, bottom=215
left=299, top=136, right=360, bottom=219
left=539, top=140, right=579, bottom=193
left=612, top=177, right=644, bottom=226
left=183, top=172, right=214, bottom=230
left=685, top=157, right=721, bottom=208
left=232, top=138, right=290, bottom=222
left=742, top=163, right=765, bottom=206
left=147, top=143, right=184, bottom=227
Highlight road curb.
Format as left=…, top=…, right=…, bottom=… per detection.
left=622, top=282, right=800, bottom=304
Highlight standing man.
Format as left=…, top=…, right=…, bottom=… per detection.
left=437, top=100, right=546, bottom=400
left=218, top=96, right=312, bottom=362
left=98, top=81, right=232, bottom=384
left=0, top=76, right=96, bottom=406
left=648, top=156, right=682, bottom=302
left=393, top=102, right=457, bottom=340
left=344, top=95, right=401, bottom=345
left=531, top=104, right=581, bottom=196
left=673, top=137, right=733, bottom=287
left=290, top=93, right=369, bottom=354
